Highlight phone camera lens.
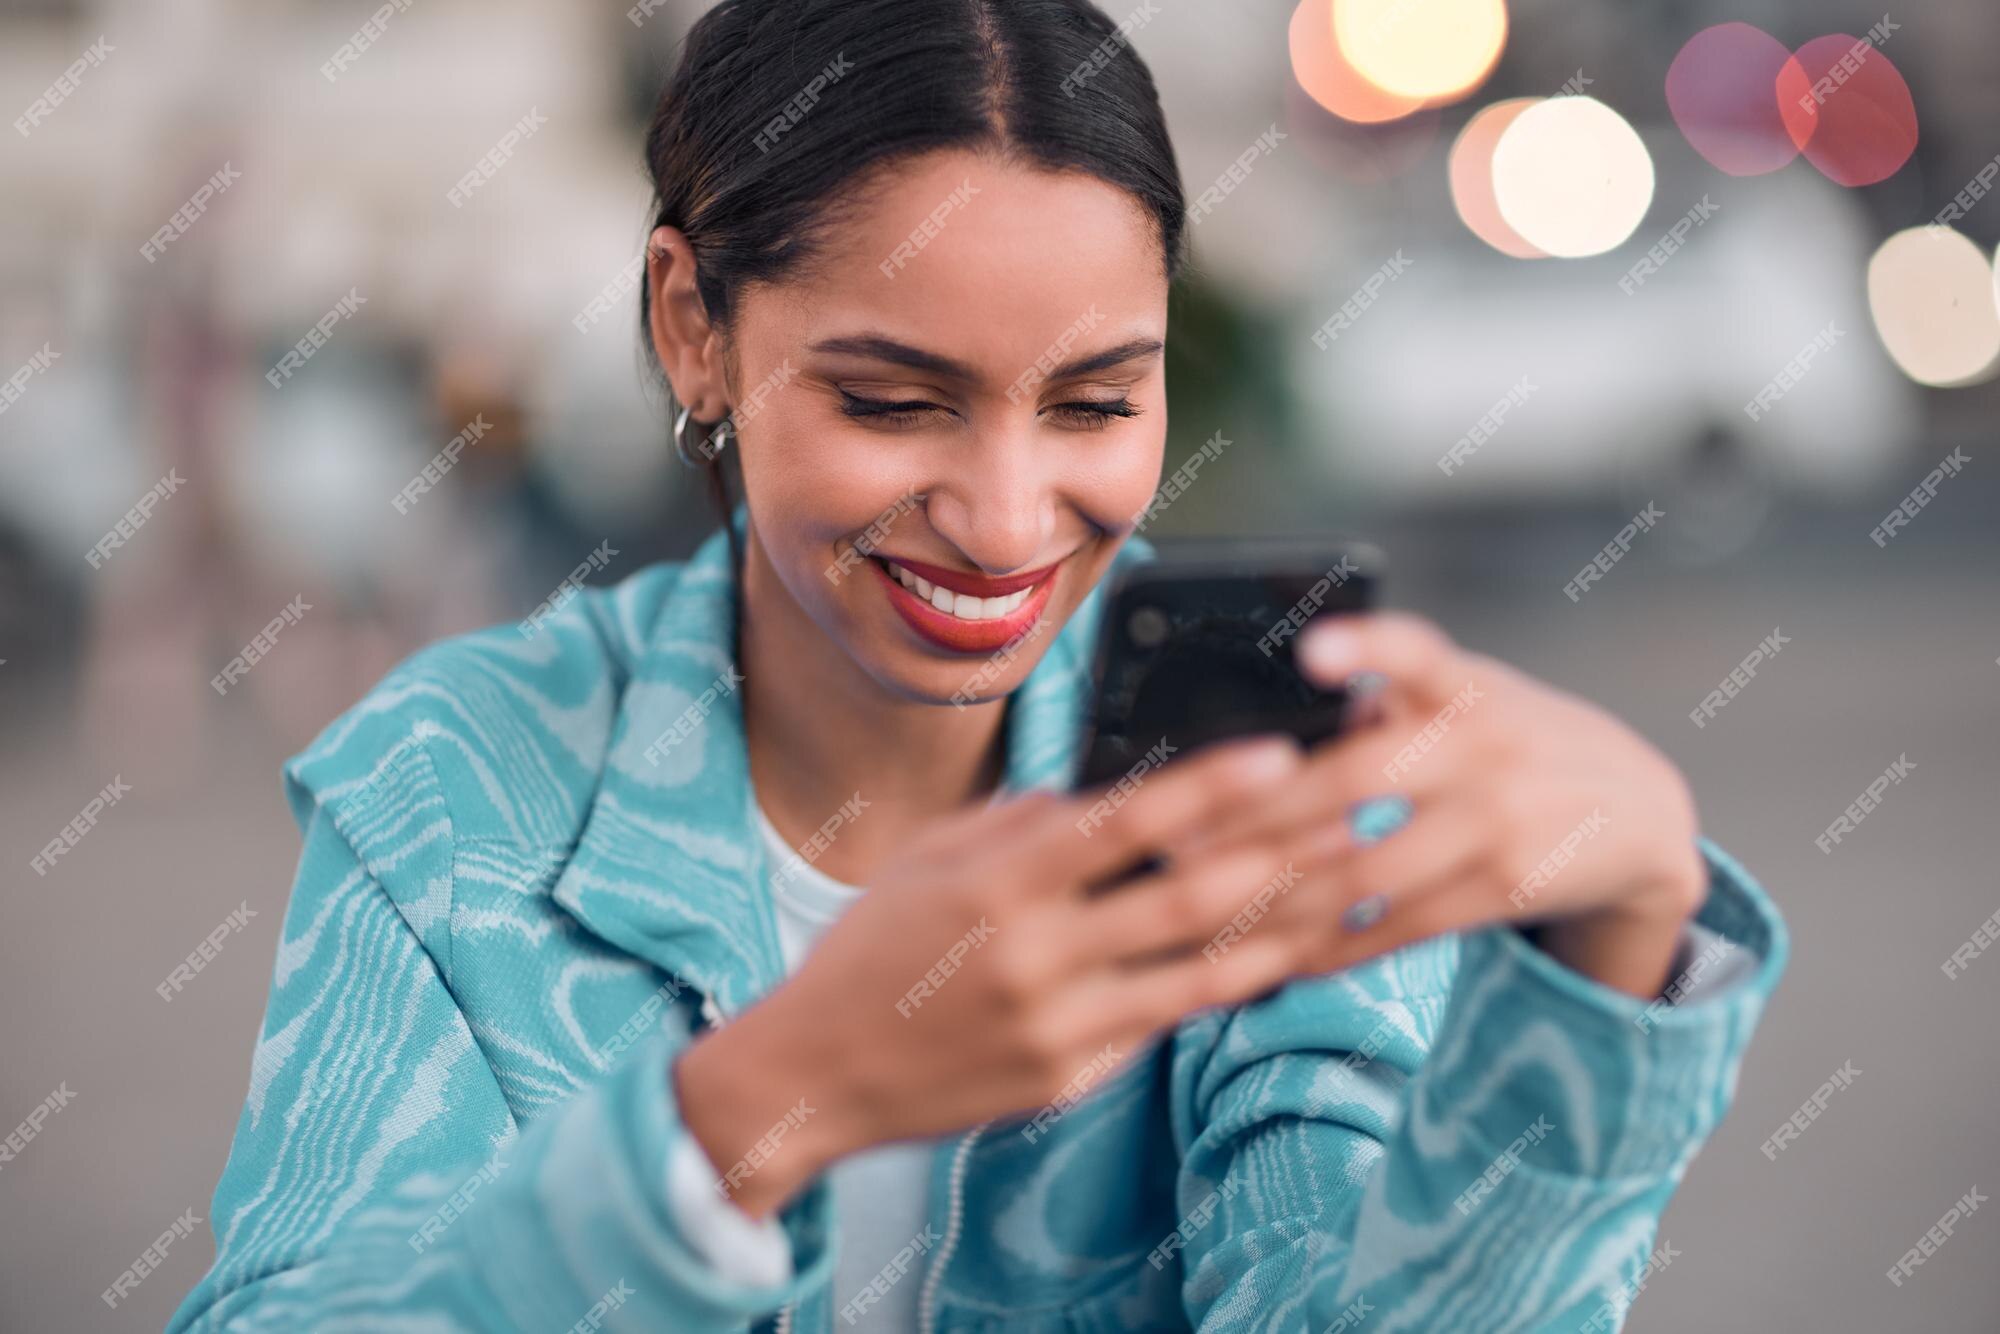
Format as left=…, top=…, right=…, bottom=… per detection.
left=1127, top=606, right=1169, bottom=648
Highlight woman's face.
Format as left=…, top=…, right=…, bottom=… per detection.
left=722, top=147, right=1170, bottom=705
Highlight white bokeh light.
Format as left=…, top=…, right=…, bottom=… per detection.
left=1491, top=97, right=1655, bottom=259
left=1865, top=227, right=2000, bottom=387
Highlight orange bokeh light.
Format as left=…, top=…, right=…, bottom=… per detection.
left=1449, top=98, right=1547, bottom=258
left=1334, top=0, right=1508, bottom=104
left=1289, top=0, right=1427, bottom=125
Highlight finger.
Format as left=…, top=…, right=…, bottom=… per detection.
left=1303, top=873, right=1501, bottom=979
left=970, top=786, right=1066, bottom=832
left=904, top=786, right=1064, bottom=862
left=1072, top=829, right=1490, bottom=1047
left=1271, top=797, right=1492, bottom=958
left=1071, top=794, right=1480, bottom=975
left=1020, top=734, right=1307, bottom=892
left=1296, top=611, right=1471, bottom=711
left=1171, top=721, right=1464, bottom=864
left=1064, top=838, right=1304, bottom=969
left=1085, top=931, right=1304, bottom=1038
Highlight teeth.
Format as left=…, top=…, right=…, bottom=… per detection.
left=886, top=561, right=1037, bottom=621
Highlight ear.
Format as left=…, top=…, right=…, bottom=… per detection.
left=646, top=225, right=731, bottom=420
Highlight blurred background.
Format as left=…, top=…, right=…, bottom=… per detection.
left=2, top=0, right=1996, bottom=1328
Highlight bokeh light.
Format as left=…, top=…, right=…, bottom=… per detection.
left=1780, top=33, right=1919, bottom=186
left=1449, top=99, right=1548, bottom=258
left=1333, top=0, right=1508, bottom=103
left=1491, top=97, right=1655, bottom=259
left=1866, top=227, right=2000, bottom=387
left=1666, top=22, right=1807, bottom=176
left=1289, top=0, right=1427, bottom=124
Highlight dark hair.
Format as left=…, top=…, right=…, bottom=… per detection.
left=638, top=0, right=1188, bottom=583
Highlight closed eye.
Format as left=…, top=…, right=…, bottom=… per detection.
left=838, top=390, right=948, bottom=425
left=1050, top=399, right=1140, bottom=430
left=837, top=390, right=1141, bottom=430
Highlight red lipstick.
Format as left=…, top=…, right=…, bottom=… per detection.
left=867, top=554, right=1062, bottom=654
left=880, top=555, right=1060, bottom=598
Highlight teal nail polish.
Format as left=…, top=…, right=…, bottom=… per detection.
left=1348, top=795, right=1412, bottom=846
left=1342, top=894, right=1388, bottom=932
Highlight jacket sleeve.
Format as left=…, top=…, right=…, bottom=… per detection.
left=165, top=800, right=835, bottom=1333
left=1167, top=836, right=1788, bottom=1333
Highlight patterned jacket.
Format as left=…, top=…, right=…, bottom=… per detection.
left=168, top=515, right=1787, bottom=1333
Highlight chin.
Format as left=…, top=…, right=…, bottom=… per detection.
left=868, top=631, right=1053, bottom=708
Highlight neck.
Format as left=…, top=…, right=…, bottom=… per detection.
left=737, top=522, right=1007, bottom=886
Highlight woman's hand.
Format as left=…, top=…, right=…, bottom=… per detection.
left=675, top=612, right=1709, bottom=1218
left=1199, top=610, right=1707, bottom=1000
left=674, top=736, right=1339, bottom=1219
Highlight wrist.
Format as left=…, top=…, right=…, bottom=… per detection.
left=1532, top=906, right=1686, bottom=1000
left=672, top=996, right=864, bottom=1219
left=1533, top=849, right=1704, bottom=1000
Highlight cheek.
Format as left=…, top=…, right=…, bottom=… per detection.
left=734, top=408, right=925, bottom=630
left=1066, top=426, right=1167, bottom=535
left=736, top=398, right=886, bottom=541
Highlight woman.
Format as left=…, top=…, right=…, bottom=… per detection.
left=170, top=1, right=1786, bottom=1330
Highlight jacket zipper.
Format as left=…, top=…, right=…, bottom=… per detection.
left=918, top=1119, right=990, bottom=1334
left=775, top=1302, right=794, bottom=1334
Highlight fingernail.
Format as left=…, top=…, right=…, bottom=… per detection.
left=1346, top=670, right=1388, bottom=698
left=1300, top=623, right=1359, bottom=676
left=1348, top=795, right=1412, bottom=846
left=1341, top=894, right=1388, bottom=932
left=1233, top=735, right=1303, bottom=783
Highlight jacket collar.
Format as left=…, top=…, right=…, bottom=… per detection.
left=552, top=505, right=1149, bottom=1015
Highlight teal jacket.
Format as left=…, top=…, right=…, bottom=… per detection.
left=168, top=516, right=1787, bottom=1333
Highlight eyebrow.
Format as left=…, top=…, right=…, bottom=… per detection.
left=808, top=333, right=1165, bottom=385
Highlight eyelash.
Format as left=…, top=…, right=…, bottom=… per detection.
left=838, top=391, right=1141, bottom=430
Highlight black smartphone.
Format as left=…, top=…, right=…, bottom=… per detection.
left=1072, top=536, right=1384, bottom=791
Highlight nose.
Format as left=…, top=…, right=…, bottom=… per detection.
left=921, top=434, right=1058, bottom=576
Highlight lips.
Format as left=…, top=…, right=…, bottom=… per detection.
left=868, top=554, right=1061, bottom=653
left=882, top=555, right=1061, bottom=598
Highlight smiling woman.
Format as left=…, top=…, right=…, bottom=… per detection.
left=166, top=1, right=1786, bottom=1332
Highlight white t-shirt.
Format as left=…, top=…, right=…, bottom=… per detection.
left=663, top=795, right=938, bottom=1330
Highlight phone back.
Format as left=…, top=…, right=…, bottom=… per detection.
left=1073, top=537, right=1382, bottom=789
